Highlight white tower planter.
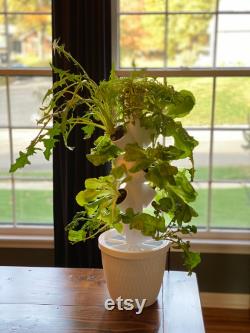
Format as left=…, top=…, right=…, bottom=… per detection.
left=99, top=120, right=169, bottom=307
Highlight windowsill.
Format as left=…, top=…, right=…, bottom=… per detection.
left=0, top=227, right=249, bottom=254
left=0, top=234, right=54, bottom=249
left=0, top=226, right=54, bottom=249
left=189, top=238, right=250, bottom=254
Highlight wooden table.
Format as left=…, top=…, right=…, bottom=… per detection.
left=0, top=267, right=205, bottom=333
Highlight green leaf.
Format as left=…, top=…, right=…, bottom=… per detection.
left=68, top=229, right=87, bottom=243
left=9, top=151, right=31, bottom=172
left=172, top=170, right=197, bottom=203
left=114, top=222, right=123, bottom=233
left=173, top=122, right=199, bottom=159
left=41, top=123, right=61, bottom=160
left=158, top=197, right=173, bottom=212
left=183, top=251, right=201, bottom=274
left=85, top=178, right=102, bottom=189
left=111, top=165, right=126, bottom=179
left=87, top=135, right=120, bottom=166
left=43, top=137, right=59, bottom=160
left=10, top=144, right=39, bottom=172
left=81, top=124, right=95, bottom=139
left=120, top=207, right=135, bottom=224
left=124, top=144, right=150, bottom=172
left=124, top=143, right=145, bottom=161
left=167, top=90, right=195, bottom=118
left=145, top=163, right=178, bottom=189
left=76, top=189, right=99, bottom=206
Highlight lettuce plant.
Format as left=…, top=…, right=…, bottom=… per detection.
left=10, top=42, right=201, bottom=273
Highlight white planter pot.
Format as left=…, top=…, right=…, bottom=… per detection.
left=98, top=229, right=170, bottom=307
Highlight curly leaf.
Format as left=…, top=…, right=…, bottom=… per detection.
left=183, top=251, right=201, bottom=274
left=76, top=189, right=99, bottom=206
left=9, top=145, right=39, bottom=172
left=68, top=229, right=87, bottom=243
left=87, top=135, right=120, bottom=166
left=167, top=90, right=195, bottom=118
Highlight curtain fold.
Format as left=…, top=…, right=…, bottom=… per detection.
left=52, top=0, right=112, bottom=267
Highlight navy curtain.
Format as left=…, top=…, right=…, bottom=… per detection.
left=52, top=0, right=112, bottom=267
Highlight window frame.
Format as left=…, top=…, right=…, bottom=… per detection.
left=0, top=1, right=249, bottom=252
left=0, top=68, right=53, bottom=249
left=0, top=1, right=53, bottom=248
left=111, top=0, right=250, bottom=250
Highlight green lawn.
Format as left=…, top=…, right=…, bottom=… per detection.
left=0, top=171, right=52, bottom=179
left=0, top=189, right=53, bottom=224
left=1, top=187, right=249, bottom=229
left=192, top=187, right=250, bottom=229
left=195, top=166, right=250, bottom=181
left=1, top=166, right=249, bottom=181
left=163, top=77, right=250, bottom=125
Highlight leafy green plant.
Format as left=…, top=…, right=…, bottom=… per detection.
left=10, top=42, right=201, bottom=273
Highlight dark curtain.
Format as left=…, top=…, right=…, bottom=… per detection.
left=52, top=0, right=112, bottom=267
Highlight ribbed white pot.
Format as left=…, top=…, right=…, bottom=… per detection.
left=98, top=229, right=169, bottom=307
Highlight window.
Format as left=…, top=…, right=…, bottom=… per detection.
left=113, top=0, right=250, bottom=245
left=0, top=0, right=53, bottom=242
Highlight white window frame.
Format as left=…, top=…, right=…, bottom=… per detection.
left=0, top=1, right=249, bottom=252
left=0, top=2, right=53, bottom=249
left=111, top=0, right=250, bottom=253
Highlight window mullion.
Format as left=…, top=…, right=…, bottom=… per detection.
left=6, top=76, right=16, bottom=227
left=213, top=0, right=220, bottom=68
left=207, top=77, right=217, bottom=232
left=163, top=0, right=168, bottom=68
left=3, top=0, right=16, bottom=228
left=207, top=0, right=220, bottom=231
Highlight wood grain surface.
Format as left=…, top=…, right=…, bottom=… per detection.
left=203, top=308, right=250, bottom=333
left=0, top=267, right=205, bottom=333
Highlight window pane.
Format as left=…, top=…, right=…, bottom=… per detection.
left=211, top=183, right=250, bottom=229
left=12, top=129, right=52, bottom=179
left=193, top=130, right=210, bottom=181
left=167, top=77, right=212, bottom=126
left=171, top=130, right=210, bottom=181
left=7, top=0, right=51, bottom=12
left=0, top=77, right=8, bottom=126
left=0, top=129, right=12, bottom=224
left=168, top=14, right=215, bottom=67
left=15, top=180, right=52, bottom=224
left=213, top=130, right=250, bottom=181
left=215, top=77, right=250, bottom=126
left=9, top=76, right=52, bottom=127
left=217, top=14, right=250, bottom=67
left=120, top=0, right=165, bottom=12
left=192, top=183, right=208, bottom=228
left=0, top=15, right=7, bottom=66
left=219, top=0, right=250, bottom=11
left=169, top=0, right=216, bottom=12
left=0, top=129, right=10, bottom=176
left=120, top=14, right=165, bottom=67
left=7, top=14, right=51, bottom=67
left=0, top=179, right=12, bottom=223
